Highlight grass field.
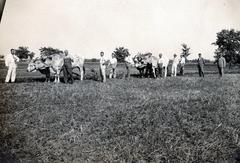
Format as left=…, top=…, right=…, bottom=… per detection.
left=0, top=61, right=240, bottom=163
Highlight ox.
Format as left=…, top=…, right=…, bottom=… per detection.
left=132, top=53, right=158, bottom=78
left=27, top=53, right=85, bottom=83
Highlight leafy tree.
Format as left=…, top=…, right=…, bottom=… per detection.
left=28, top=52, right=35, bottom=59
left=39, top=47, right=63, bottom=58
left=213, top=29, right=240, bottom=64
left=181, top=43, right=191, bottom=58
left=113, top=47, right=130, bottom=62
left=15, top=46, right=34, bottom=60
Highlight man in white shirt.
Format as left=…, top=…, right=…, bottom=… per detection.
left=171, top=54, right=178, bottom=77
left=158, top=53, right=169, bottom=78
left=99, top=51, right=107, bottom=82
left=108, top=53, right=117, bottom=79
left=179, top=55, right=186, bottom=76
left=5, top=49, right=20, bottom=83
left=124, top=55, right=134, bottom=79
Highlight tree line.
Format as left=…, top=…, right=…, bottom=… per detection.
left=2, top=29, right=239, bottom=64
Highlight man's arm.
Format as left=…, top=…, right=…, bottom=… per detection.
left=13, top=55, right=20, bottom=62
left=103, top=60, right=109, bottom=66
left=5, top=56, right=8, bottom=67
left=223, top=58, right=226, bottom=67
left=203, top=58, right=206, bottom=65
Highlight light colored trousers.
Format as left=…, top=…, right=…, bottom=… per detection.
left=171, top=64, right=177, bottom=77
left=109, top=67, right=116, bottom=79
left=100, top=65, right=106, bottom=82
left=163, top=66, right=168, bottom=77
left=5, top=64, right=17, bottom=82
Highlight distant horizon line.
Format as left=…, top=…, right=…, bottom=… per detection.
left=0, top=55, right=216, bottom=61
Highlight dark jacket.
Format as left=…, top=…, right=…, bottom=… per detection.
left=197, top=57, right=205, bottom=67
left=64, top=57, right=73, bottom=67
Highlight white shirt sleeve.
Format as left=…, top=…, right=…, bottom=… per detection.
left=100, top=56, right=106, bottom=65
left=125, top=56, right=134, bottom=64
left=162, top=58, right=169, bottom=67
left=180, top=57, right=185, bottom=64
left=158, top=58, right=162, bottom=64
left=5, top=55, right=9, bottom=67
left=110, top=58, right=117, bottom=64
left=13, top=55, right=20, bottom=62
left=5, top=54, right=15, bottom=66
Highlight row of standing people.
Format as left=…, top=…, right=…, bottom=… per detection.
left=99, top=51, right=227, bottom=83
left=168, top=53, right=226, bottom=78
left=161, top=53, right=226, bottom=78
left=3, top=49, right=227, bottom=83
left=99, top=51, right=117, bottom=83
left=164, top=53, right=226, bottom=78
left=197, top=53, right=226, bottom=78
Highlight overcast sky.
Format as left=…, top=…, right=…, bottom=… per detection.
left=0, top=0, right=239, bottom=59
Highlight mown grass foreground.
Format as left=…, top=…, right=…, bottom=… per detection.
left=0, top=75, right=240, bottom=163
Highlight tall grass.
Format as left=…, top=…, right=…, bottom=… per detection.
left=0, top=74, right=240, bottom=162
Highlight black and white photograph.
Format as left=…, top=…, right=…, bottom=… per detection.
left=0, top=0, right=240, bottom=162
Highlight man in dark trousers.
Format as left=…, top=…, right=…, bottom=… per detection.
left=145, top=53, right=153, bottom=78
left=63, top=50, right=74, bottom=84
left=197, top=53, right=205, bottom=77
left=217, top=53, right=226, bottom=77
left=179, top=55, right=186, bottom=76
